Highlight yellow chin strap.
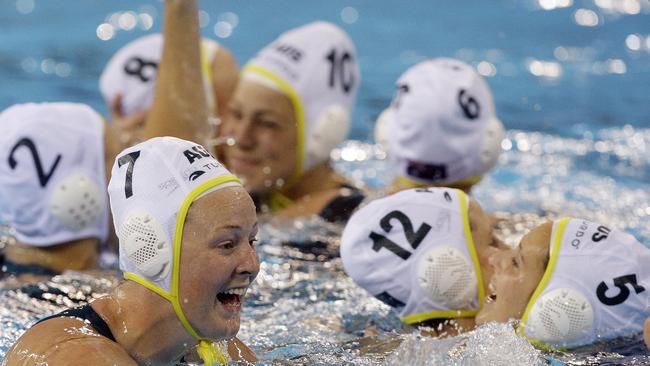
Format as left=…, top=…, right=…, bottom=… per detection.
left=394, top=175, right=483, bottom=191
left=516, top=217, right=570, bottom=351
left=243, top=65, right=307, bottom=210
left=124, top=175, right=241, bottom=365
left=269, top=190, right=295, bottom=212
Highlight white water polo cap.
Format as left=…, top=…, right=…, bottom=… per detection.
left=519, top=217, right=650, bottom=349
left=379, top=58, right=504, bottom=186
left=108, top=136, right=241, bottom=293
left=340, top=188, right=485, bottom=324
left=99, top=33, right=219, bottom=116
left=0, top=103, right=108, bottom=246
left=242, top=21, right=360, bottom=176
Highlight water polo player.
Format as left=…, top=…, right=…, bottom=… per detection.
left=340, top=187, right=507, bottom=335
left=476, top=218, right=650, bottom=349
left=100, top=31, right=239, bottom=150
left=375, top=58, right=505, bottom=193
left=0, top=102, right=120, bottom=275
left=219, top=21, right=365, bottom=221
left=5, top=137, right=259, bottom=365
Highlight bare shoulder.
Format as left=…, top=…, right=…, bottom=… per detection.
left=227, top=337, right=257, bottom=363
left=5, top=317, right=136, bottom=366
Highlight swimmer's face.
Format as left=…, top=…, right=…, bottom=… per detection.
left=179, top=186, right=259, bottom=340
left=475, top=222, right=551, bottom=324
left=221, top=80, right=297, bottom=194
left=468, top=198, right=507, bottom=291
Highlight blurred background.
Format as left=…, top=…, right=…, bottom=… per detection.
left=0, top=0, right=649, bottom=140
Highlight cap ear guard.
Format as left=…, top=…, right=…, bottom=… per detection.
left=48, top=173, right=104, bottom=232
left=417, top=246, right=477, bottom=309
left=373, top=108, right=391, bottom=154
left=120, top=211, right=171, bottom=281
left=477, top=117, right=505, bottom=176
left=525, top=288, right=594, bottom=347
left=305, top=104, right=350, bottom=166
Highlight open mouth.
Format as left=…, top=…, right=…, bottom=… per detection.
left=216, top=287, right=247, bottom=313
left=485, top=282, right=497, bottom=304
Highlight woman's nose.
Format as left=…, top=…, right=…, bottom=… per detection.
left=228, top=120, right=256, bottom=150
left=235, top=244, right=260, bottom=278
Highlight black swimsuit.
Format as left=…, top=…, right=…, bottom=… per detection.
left=0, top=255, right=59, bottom=277
left=36, top=304, right=115, bottom=342
left=318, top=184, right=365, bottom=223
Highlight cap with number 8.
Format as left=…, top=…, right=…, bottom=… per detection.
left=375, top=58, right=504, bottom=188
left=340, top=187, right=486, bottom=324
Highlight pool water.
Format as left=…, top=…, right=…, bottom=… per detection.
left=1, top=0, right=650, bottom=364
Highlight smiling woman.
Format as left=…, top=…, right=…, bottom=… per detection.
left=219, top=21, right=365, bottom=221
left=476, top=218, right=650, bottom=350
left=3, top=1, right=259, bottom=365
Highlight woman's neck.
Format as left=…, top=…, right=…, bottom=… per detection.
left=92, top=282, right=196, bottom=365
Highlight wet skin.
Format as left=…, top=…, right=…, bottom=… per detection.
left=179, top=186, right=260, bottom=340
left=475, top=222, right=551, bottom=324
left=221, top=79, right=298, bottom=194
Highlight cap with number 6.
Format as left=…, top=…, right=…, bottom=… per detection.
left=340, top=187, right=485, bottom=324
left=375, top=58, right=504, bottom=188
left=242, top=21, right=360, bottom=177
left=0, top=102, right=108, bottom=246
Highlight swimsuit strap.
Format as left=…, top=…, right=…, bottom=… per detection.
left=36, top=303, right=116, bottom=342
left=319, top=184, right=365, bottom=223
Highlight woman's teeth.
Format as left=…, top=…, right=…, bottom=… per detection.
left=223, top=288, right=247, bottom=296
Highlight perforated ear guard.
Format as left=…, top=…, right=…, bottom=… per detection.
left=48, top=173, right=104, bottom=231
left=477, top=117, right=505, bottom=175
left=306, top=104, right=350, bottom=165
left=417, top=246, right=477, bottom=309
left=373, top=108, right=391, bottom=153
left=120, top=211, right=171, bottom=281
left=525, top=288, right=594, bottom=346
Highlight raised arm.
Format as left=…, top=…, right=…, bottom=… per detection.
left=145, top=0, right=209, bottom=144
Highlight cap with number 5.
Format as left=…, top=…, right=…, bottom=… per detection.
left=241, top=21, right=360, bottom=178
left=0, top=102, right=108, bottom=246
left=518, top=217, right=650, bottom=349
left=375, top=58, right=505, bottom=188
left=340, top=187, right=485, bottom=324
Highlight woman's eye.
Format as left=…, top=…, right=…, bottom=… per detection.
left=249, top=238, right=258, bottom=246
left=218, top=241, right=235, bottom=250
left=257, top=119, right=281, bottom=130
left=229, top=108, right=243, bottom=121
